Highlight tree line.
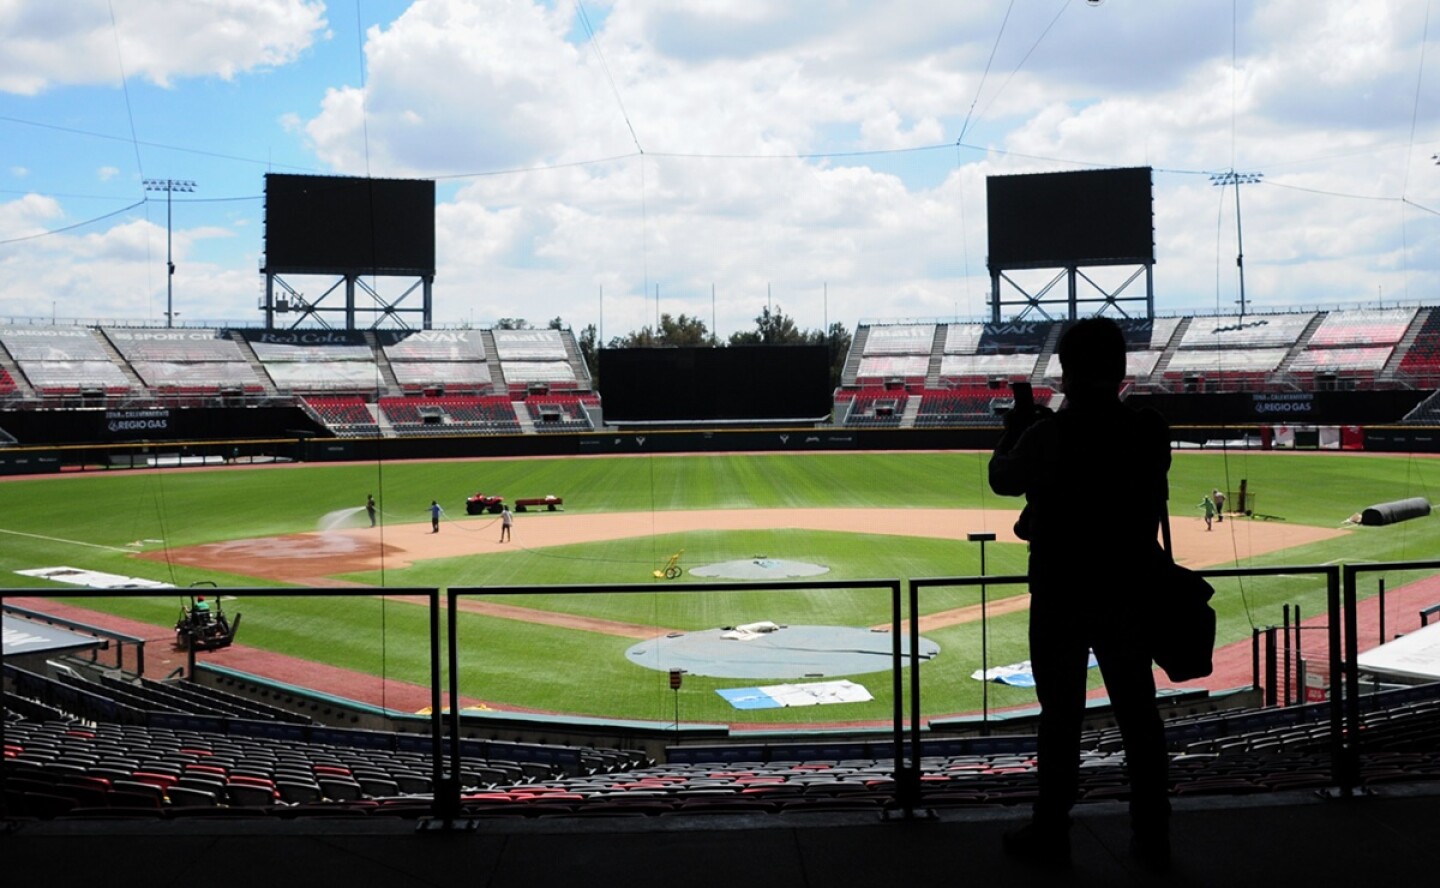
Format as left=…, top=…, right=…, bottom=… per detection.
left=492, top=306, right=853, bottom=389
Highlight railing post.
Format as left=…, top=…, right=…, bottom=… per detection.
left=1264, top=626, right=1278, bottom=707
left=888, top=579, right=923, bottom=818
left=447, top=589, right=463, bottom=816
left=1252, top=627, right=1261, bottom=691
left=1325, top=567, right=1351, bottom=796
left=1283, top=605, right=1292, bottom=706
left=1377, top=578, right=1386, bottom=643
left=422, top=586, right=463, bottom=830
left=1294, top=604, right=1303, bottom=706
left=1341, top=566, right=1362, bottom=794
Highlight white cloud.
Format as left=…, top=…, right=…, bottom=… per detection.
left=0, top=0, right=327, bottom=94
left=0, top=193, right=64, bottom=238
left=9, top=166, right=29, bottom=178
left=97, top=166, right=119, bottom=181
left=3, top=0, right=1437, bottom=334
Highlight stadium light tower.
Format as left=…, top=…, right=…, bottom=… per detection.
left=143, top=178, right=197, bottom=328
left=1210, top=170, right=1262, bottom=318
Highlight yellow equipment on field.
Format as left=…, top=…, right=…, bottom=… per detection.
left=653, top=549, right=684, bottom=579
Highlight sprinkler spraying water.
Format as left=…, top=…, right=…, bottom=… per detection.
left=317, top=506, right=369, bottom=532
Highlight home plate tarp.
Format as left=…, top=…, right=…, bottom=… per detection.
left=717, top=680, right=873, bottom=710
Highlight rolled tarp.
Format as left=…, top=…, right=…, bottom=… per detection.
left=1359, top=497, right=1432, bottom=526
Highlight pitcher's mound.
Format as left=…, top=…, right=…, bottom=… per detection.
left=690, top=558, right=830, bottom=579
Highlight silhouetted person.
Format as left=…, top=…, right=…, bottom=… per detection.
left=367, top=494, right=377, bottom=527
left=989, top=317, right=1173, bottom=872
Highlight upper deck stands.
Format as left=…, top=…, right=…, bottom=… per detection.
left=380, top=330, right=488, bottom=362
left=1039, top=349, right=1162, bottom=383
left=1178, top=313, right=1316, bottom=349
left=1399, top=311, right=1440, bottom=378
left=501, top=361, right=577, bottom=386
left=491, top=330, right=581, bottom=392
left=1307, top=308, right=1416, bottom=347
left=1165, top=313, right=1316, bottom=389
left=1284, top=309, right=1418, bottom=381
left=975, top=321, right=1049, bottom=354
left=390, top=361, right=493, bottom=390
left=940, top=353, right=1038, bottom=379
left=864, top=323, right=935, bottom=356
left=1289, top=346, right=1394, bottom=373
left=104, top=328, right=263, bottom=394
left=380, top=330, right=493, bottom=393
left=855, top=324, right=935, bottom=384
left=1163, top=348, right=1288, bottom=375
left=240, top=330, right=380, bottom=393
left=856, top=354, right=929, bottom=383
left=0, top=325, right=133, bottom=395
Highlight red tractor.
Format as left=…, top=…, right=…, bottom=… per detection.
left=465, top=492, right=505, bottom=515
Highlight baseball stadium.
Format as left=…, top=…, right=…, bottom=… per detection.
left=6, top=300, right=1440, bottom=792
left=5, top=97, right=1440, bottom=888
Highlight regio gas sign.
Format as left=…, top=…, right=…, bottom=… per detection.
left=106, top=409, right=170, bottom=434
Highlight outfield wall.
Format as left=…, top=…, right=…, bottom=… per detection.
left=7, top=400, right=1440, bottom=477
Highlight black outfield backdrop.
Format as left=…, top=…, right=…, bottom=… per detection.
left=599, top=346, right=833, bottom=423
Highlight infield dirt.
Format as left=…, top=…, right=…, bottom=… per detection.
left=140, top=506, right=1345, bottom=585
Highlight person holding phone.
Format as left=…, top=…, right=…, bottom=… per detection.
left=989, top=317, right=1174, bottom=872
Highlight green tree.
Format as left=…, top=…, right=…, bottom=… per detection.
left=609, top=313, right=717, bottom=348
left=728, top=305, right=804, bottom=346
left=812, top=321, right=853, bottom=389
left=495, top=318, right=531, bottom=330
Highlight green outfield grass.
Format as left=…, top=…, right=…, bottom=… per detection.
left=4, top=448, right=1440, bottom=724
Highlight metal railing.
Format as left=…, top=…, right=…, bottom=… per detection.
left=5, top=558, right=1436, bottom=823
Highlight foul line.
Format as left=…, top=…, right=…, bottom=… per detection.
left=0, top=527, right=136, bottom=553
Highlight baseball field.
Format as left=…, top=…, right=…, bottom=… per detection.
left=4, top=447, right=1439, bottom=727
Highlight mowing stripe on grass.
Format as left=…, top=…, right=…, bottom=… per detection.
left=0, top=526, right=138, bottom=554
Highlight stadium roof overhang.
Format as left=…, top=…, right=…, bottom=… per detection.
left=1357, top=622, right=1440, bottom=683
left=3, top=614, right=105, bottom=659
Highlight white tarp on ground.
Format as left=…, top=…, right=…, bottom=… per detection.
left=721, top=620, right=782, bottom=641
left=1357, top=622, right=1440, bottom=682
left=716, top=679, right=874, bottom=709
left=15, top=566, right=174, bottom=589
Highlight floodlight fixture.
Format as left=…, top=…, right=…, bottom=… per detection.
left=143, top=178, right=199, bottom=328
left=1210, top=171, right=1263, bottom=317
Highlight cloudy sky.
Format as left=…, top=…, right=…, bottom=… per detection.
left=1, top=0, right=1436, bottom=340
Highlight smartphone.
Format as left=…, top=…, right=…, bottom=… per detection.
left=1012, top=381, right=1034, bottom=412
